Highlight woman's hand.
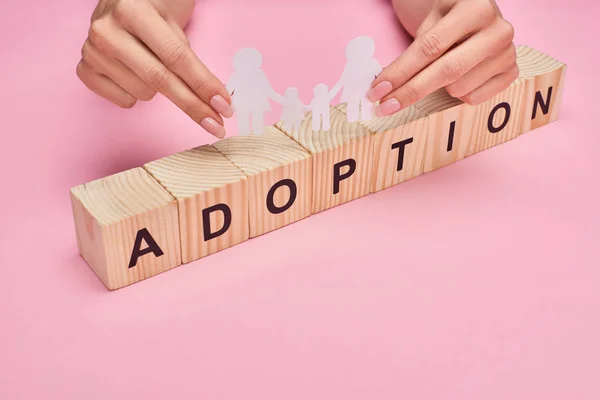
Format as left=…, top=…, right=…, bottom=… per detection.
left=76, top=0, right=232, bottom=138
left=369, top=0, right=518, bottom=117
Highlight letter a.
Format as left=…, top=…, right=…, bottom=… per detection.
left=128, top=228, right=164, bottom=268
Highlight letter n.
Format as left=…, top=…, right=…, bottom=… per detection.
left=532, top=86, right=553, bottom=120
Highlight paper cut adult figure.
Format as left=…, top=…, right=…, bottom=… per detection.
left=279, top=87, right=310, bottom=133
left=227, top=48, right=284, bottom=135
left=309, top=83, right=337, bottom=132
left=330, top=36, right=382, bottom=123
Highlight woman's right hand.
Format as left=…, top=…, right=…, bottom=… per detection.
left=76, top=0, right=232, bottom=138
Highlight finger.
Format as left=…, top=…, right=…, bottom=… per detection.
left=76, top=59, right=137, bottom=108
left=445, top=43, right=517, bottom=99
left=368, top=10, right=442, bottom=102
left=376, top=20, right=515, bottom=115
left=166, top=19, right=190, bottom=47
left=369, top=1, right=493, bottom=101
left=414, top=8, right=442, bottom=38
left=112, top=0, right=233, bottom=118
left=88, top=18, right=226, bottom=138
left=460, top=64, right=519, bottom=106
left=82, top=39, right=156, bottom=101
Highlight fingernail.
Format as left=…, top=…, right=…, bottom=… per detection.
left=375, top=98, right=401, bottom=117
left=367, top=81, right=393, bottom=102
left=201, top=117, right=226, bottom=138
left=210, top=95, right=234, bottom=118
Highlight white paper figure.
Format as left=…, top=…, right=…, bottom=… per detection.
left=279, top=87, right=310, bottom=132
left=227, top=48, right=284, bottom=135
left=309, top=83, right=337, bottom=132
left=330, top=36, right=382, bottom=123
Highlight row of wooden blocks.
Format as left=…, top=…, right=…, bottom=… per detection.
left=71, top=45, right=566, bottom=290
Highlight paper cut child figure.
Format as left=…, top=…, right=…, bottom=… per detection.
left=330, top=36, right=383, bottom=123
left=227, top=48, right=284, bottom=135
left=309, top=83, right=337, bottom=132
left=279, top=87, right=311, bottom=133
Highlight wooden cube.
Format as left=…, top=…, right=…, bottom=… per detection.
left=517, top=45, right=567, bottom=134
left=417, top=80, right=525, bottom=172
left=144, top=146, right=248, bottom=264
left=70, top=168, right=182, bottom=290
left=415, top=89, right=471, bottom=172
left=462, top=78, right=526, bottom=155
left=345, top=104, right=428, bottom=192
left=213, top=127, right=312, bottom=238
left=276, top=106, right=373, bottom=213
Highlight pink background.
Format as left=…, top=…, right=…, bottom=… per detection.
left=1, top=0, right=599, bottom=398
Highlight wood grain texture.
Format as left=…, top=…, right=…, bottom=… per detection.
left=144, top=146, right=249, bottom=263
left=213, top=127, right=313, bottom=237
left=337, top=103, right=428, bottom=192
left=70, top=167, right=181, bottom=290
left=462, top=78, right=526, bottom=156
left=276, top=106, right=373, bottom=213
left=415, top=89, right=471, bottom=172
left=416, top=80, right=526, bottom=172
left=517, top=45, right=567, bottom=134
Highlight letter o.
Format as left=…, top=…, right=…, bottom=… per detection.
left=266, top=179, right=297, bottom=214
left=488, top=102, right=511, bottom=133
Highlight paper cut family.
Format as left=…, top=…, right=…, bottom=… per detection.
left=227, top=36, right=382, bottom=135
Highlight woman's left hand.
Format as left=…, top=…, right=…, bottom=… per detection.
left=368, top=0, right=518, bottom=117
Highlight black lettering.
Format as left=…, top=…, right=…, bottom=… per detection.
left=447, top=121, right=456, bottom=152
left=202, top=203, right=232, bottom=241
left=532, top=86, right=553, bottom=120
left=333, top=158, right=356, bottom=195
left=128, top=228, right=164, bottom=268
left=391, top=138, right=414, bottom=171
left=487, top=102, right=511, bottom=133
left=266, top=179, right=297, bottom=214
